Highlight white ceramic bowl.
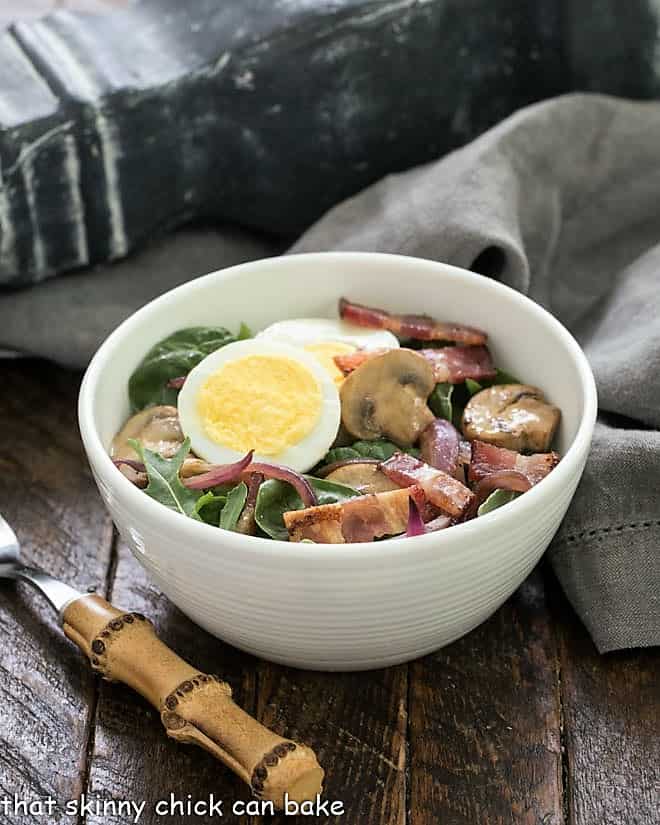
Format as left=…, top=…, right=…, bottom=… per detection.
left=79, top=253, right=597, bottom=671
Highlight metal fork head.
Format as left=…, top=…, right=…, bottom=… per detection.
left=0, top=514, right=20, bottom=569
left=0, top=512, right=83, bottom=614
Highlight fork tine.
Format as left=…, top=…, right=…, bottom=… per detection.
left=0, top=513, right=20, bottom=563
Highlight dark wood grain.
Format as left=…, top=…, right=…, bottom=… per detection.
left=83, top=542, right=260, bottom=824
left=409, top=569, right=564, bottom=825
left=0, top=361, right=114, bottom=824
left=254, top=664, right=407, bottom=824
left=555, top=584, right=660, bottom=825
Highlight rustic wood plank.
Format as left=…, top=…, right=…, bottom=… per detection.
left=83, top=541, right=261, bottom=824
left=0, top=361, right=114, bottom=824
left=556, top=583, right=660, bottom=825
left=409, top=567, right=563, bottom=825
left=254, top=663, right=407, bottom=824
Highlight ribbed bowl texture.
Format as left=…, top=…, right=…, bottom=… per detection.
left=79, top=253, right=597, bottom=670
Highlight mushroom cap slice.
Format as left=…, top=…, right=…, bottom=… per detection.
left=112, top=405, right=184, bottom=461
left=339, top=349, right=435, bottom=447
left=461, top=384, right=560, bottom=453
left=325, top=463, right=402, bottom=494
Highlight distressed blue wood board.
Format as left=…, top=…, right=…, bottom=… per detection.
left=0, top=0, right=657, bottom=286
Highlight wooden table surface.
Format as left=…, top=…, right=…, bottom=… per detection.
left=0, top=358, right=658, bottom=825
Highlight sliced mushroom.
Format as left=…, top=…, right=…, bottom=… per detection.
left=112, top=405, right=184, bottom=461
left=325, top=462, right=402, bottom=494
left=461, top=384, right=560, bottom=453
left=339, top=350, right=435, bottom=447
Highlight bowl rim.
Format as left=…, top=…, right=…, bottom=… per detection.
left=78, top=251, right=598, bottom=561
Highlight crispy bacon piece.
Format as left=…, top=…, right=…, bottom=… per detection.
left=284, top=485, right=427, bottom=543
left=418, top=345, right=495, bottom=383
left=469, top=441, right=559, bottom=487
left=334, top=345, right=495, bottom=384
left=334, top=349, right=389, bottom=374
left=339, top=297, right=487, bottom=345
left=420, top=419, right=461, bottom=475
left=379, top=453, right=474, bottom=517
left=424, top=514, right=452, bottom=532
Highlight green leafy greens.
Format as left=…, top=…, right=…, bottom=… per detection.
left=220, top=482, right=249, bottom=531
left=129, top=437, right=202, bottom=519
left=128, top=325, right=250, bottom=412
left=255, top=477, right=360, bottom=540
left=194, top=490, right=227, bottom=525
left=429, top=368, right=522, bottom=430
left=322, top=439, right=419, bottom=466
left=465, top=378, right=483, bottom=396
left=477, top=489, right=521, bottom=516
left=428, top=382, right=454, bottom=422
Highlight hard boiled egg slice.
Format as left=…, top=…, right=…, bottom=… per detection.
left=177, top=339, right=340, bottom=472
left=256, top=318, right=399, bottom=385
left=257, top=318, right=399, bottom=350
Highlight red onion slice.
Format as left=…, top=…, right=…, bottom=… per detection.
left=166, top=375, right=187, bottom=389
left=420, top=419, right=461, bottom=474
left=236, top=472, right=264, bottom=535
left=316, top=457, right=380, bottom=478
left=183, top=450, right=254, bottom=489
left=406, top=497, right=426, bottom=537
left=247, top=462, right=317, bottom=507
left=112, top=458, right=146, bottom=473
left=182, top=451, right=317, bottom=506
left=464, top=470, right=532, bottom=521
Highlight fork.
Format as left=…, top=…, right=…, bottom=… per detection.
left=0, top=513, right=323, bottom=808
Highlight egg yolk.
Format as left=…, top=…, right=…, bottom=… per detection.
left=196, top=355, right=322, bottom=456
left=304, top=341, right=356, bottom=385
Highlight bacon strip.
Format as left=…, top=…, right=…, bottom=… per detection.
left=334, top=344, right=495, bottom=384
left=469, top=441, right=559, bottom=487
left=334, top=349, right=389, bottom=374
left=339, top=297, right=487, bottom=345
left=379, top=453, right=474, bottom=517
left=417, top=345, right=496, bottom=383
left=284, top=485, right=427, bottom=543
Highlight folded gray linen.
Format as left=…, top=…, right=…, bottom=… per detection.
left=1, top=93, right=658, bottom=652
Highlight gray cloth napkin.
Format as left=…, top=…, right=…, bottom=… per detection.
left=1, top=93, right=658, bottom=652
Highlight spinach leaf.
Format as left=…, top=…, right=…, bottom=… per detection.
left=194, top=490, right=227, bottom=525
left=129, top=437, right=201, bottom=519
left=322, top=439, right=419, bottom=466
left=128, top=326, right=242, bottom=412
left=465, top=378, right=483, bottom=396
left=238, top=322, right=252, bottom=340
left=428, top=382, right=454, bottom=422
left=493, top=368, right=521, bottom=385
left=476, top=368, right=521, bottom=391
left=255, top=477, right=360, bottom=540
left=477, top=489, right=520, bottom=516
left=220, top=482, right=248, bottom=531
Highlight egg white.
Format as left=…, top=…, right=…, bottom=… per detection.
left=256, top=318, right=399, bottom=350
left=177, top=339, right=341, bottom=472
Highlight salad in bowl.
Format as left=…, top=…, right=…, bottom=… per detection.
left=112, top=297, right=561, bottom=544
